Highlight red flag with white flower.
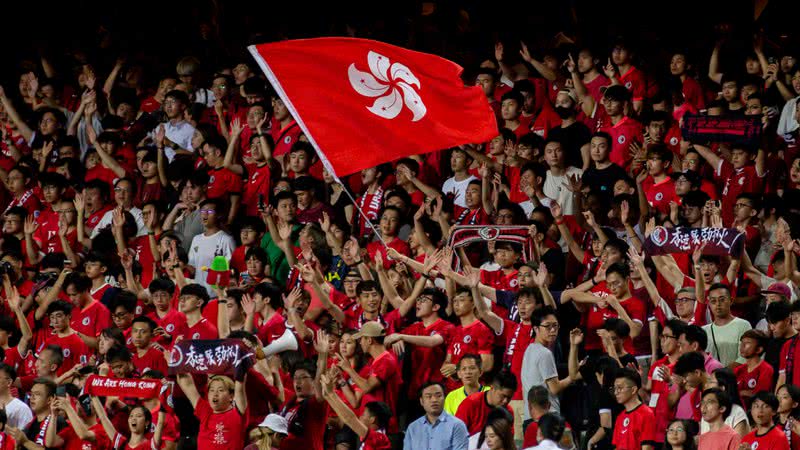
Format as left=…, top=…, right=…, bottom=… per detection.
left=248, top=38, right=498, bottom=177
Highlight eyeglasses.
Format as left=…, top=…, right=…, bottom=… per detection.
left=538, top=323, right=559, bottom=331
left=667, top=427, right=685, bottom=433
left=675, top=297, right=695, bottom=303
left=213, top=84, right=227, bottom=89
left=200, top=209, right=216, bottom=214
left=114, top=187, right=131, bottom=193
left=613, top=385, right=633, bottom=393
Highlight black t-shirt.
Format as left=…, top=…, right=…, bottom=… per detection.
left=549, top=122, right=592, bottom=168
left=582, top=164, right=628, bottom=194
left=767, top=335, right=792, bottom=385
left=24, top=415, right=67, bottom=450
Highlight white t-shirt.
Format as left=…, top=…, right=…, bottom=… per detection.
left=703, top=318, right=752, bottom=366
left=188, top=230, right=235, bottom=296
left=160, top=120, right=196, bottom=162
left=442, top=175, right=478, bottom=209
left=91, top=206, right=146, bottom=238
left=5, top=397, right=33, bottom=429
left=543, top=167, right=583, bottom=216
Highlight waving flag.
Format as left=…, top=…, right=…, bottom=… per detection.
left=248, top=38, right=498, bottom=177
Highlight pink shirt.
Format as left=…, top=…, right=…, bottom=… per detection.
left=705, top=353, right=724, bottom=373
left=698, top=425, right=741, bottom=450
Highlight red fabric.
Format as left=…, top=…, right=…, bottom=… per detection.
left=480, top=268, right=520, bottom=292
left=250, top=38, right=498, bottom=176
left=131, top=235, right=158, bottom=288
left=741, top=425, right=790, bottom=450
left=642, top=176, right=678, bottom=216
left=206, top=167, right=243, bottom=199
left=618, top=66, right=647, bottom=102
left=599, top=116, right=644, bottom=170
left=648, top=355, right=677, bottom=441
left=58, top=423, right=108, bottom=450
left=456, top=391, right=514, bottom=435
left=279, top=396, right=329, bottom=450
left=132, top=346, right=169, bottom=375
left=612, top=404, right=656, bottom=450
left=45, top=332, right=91, bottom=375
left=448, top=320, right=494, bottom=366
left=400, top=318, right=455, bottom=396
left=367, top=237, right=410, bottom=269
left=71, top=300, right=112, bottom=338
left=361, top=429, right=391, bottom=450
left=257, top=312, right=287, bottom=345
left=358, top=350, right=401, bottom=432
left=734, top=360, right=774, bottom=409
left=682, top=77, right=706, bottom=111
left=716, top=161, right=764, bottom=225
left=243, top=163, right=272, bottom=217
left=501, top=319, right=533, bottom=400
left=176, top=318, right=218, bottom=340
left=195, top=398, right=247, bottom=450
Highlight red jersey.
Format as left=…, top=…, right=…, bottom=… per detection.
left=134, top=181, right=164, bottom=207
left=132, top=345, right=168, bottom=375
left=480, top=268, right=520, bottom=292
left=455, top=391, right=514, bottom=435
left=131, top=235, right=158, bottom=287
left=90, top=283, right=113, bottom=303
left=279, top=397, right=328, bottom=450
left=455, top=207, right=490, bottom=226
left=531, top=104, right=562, bottom=139
left=358, top=351, right=401, bottom=431
left=400, top=318, right=455, bottom=396
left=618, top=66, right=647, bottom=102
left=501, top=319, right=534, bottom=400
left=256, top=311, right=287, bottom=345
left=642, top=176, right=678, bottom=216
left=71, top=300, right=112, bottom=338
left=85, top=164, right=120, bottom=187
left=195, top=399, right=247, bottom=450
left=46, top=332, right=91, bottom=375
left=148, top=308, right=187, bottom=342
left=360, top=429, right=391, bottom=450
left=682, top=77, right=706, bottom=111
left=584, top=74, right=610, bottom=105
left=735, top=360, right=774, bottom=409
left=448, top=320, right=494, bottom=365
left=648, top=355, right=678, bottom=441
left=58, top=422, right=110, bottom=450
left=206, top=167, right=243, bottom=200
left=612, top=403, right=656, bottom=450
left=85, top=205, right=113, bottom=232
left=599, top=116, right=644, bottom=170
left=270, top=119, right=302, bottom=157
left=716, top=161, right=764, bottom=225
left=781, top=337, right=800, bottom=387
left=367, top=238, right=411, bottom=270
left=343, top=309, right=403, bottom=335
left=177, top=318, right=218, bottom=341
left=243, top=163, right=272, bottom=217
left=741, top=425, right=790, bottom=450
left=33, top=206, right=58, bottom=252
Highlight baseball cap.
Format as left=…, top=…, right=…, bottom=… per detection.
left=602, top=85, right=631, bottom=102
left=762, top=282, right=791, bottom=299
left=352, top=321, right=386, bottom=339
left=257, top=414, right=289, bottom=435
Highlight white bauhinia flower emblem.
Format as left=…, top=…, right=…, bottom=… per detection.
left=348, top=51, right=427, bottom=122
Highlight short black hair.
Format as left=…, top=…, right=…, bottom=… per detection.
left=614, top=367, right=641, bottom=389
left=605, top=262, right=630, bottom=279
left=766, top=300, right=792, bottom=323
left=131, top=315, right=158, bottom=331
left=527, top=385, right=550, bottom=409
left=603, top=317, right=631, bottom=338
left=708, top=283, right=731, bottom=297
left=46, top=300, right=73, bottom=317
left=492, top=368, right=518, bottom=392
left=681, top=325, right=708, bottom=350
left=32, top=378, right=57, bottom=398
left=531, top=306, right=557, bottom=327
left=751, top=391, right=779, bottom=411
left=253, top=282, right=283, bottom=310
left=364, top=401, right=392, bottom=429
left=356, top=280, right=383, bottom=297
left=702, top=388, right=733, bottom=419
left=180, top=284, right=210, bottom=304
left=165, top=89, right=190, bottom=105
left=0, top=363, right=16, bottom=381
left=148, top=277, right=175, bottom=295
left=674, top=351, right=705, bottom=376
left=538, top=413, right=566, bottom=442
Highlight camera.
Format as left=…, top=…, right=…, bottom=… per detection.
left=0, top=261, right=13, bottom=276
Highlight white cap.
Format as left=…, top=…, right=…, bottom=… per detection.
left=257, top=414, right=289, bottom=435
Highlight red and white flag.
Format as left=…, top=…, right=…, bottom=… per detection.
left=248, top=37, right=498, bottom=177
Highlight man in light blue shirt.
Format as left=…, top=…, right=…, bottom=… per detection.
left=404, top=381, right=469, bottom=450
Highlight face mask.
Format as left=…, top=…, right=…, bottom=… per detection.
left=554, top=106, right=573, bottom=119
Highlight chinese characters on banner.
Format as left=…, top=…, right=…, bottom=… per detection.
left=645, top=226, right=745, bottom=258
left=167, top=339, right=254, bottom=377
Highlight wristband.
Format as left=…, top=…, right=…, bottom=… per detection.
left=554, top=218, right=565, bottom=225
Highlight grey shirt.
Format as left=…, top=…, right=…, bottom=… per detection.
left=521, top=342, right=560, bottom=419
left=174, top=209, right=204, bottom=253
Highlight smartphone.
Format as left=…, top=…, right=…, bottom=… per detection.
left=56, top=386, right=66, bottom=397
left=258, top=194, right=265, bottom=211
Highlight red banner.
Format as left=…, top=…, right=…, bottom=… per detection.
left=249, top=38, right=498, bottom=177
left=84, top=375, right=161, bottom=399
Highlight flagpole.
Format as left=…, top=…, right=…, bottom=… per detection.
left=248, top=45, right=390, bottom=249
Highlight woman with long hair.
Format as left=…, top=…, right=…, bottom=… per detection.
left=92, top=399, right=165, bottom=450
left=700, top=367, right=750, bottom=437
left=476, top=417, right=516, bottom=450
left=664, top=419, right=698, bottom=450
left=777, top=384, right=800, bottom=448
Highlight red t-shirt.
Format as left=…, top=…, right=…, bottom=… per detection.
left=256, top=311, right=287, bottom=345
left=448, top=320, right=494, bottom=365
left=682, top=77, right=706, bottom=111
left=177, top=318, right=218, bottom=341
left=481, top=268, right=520, bottom=292
left=400, top=318, right=455, bottom=396
left=612, top=403, right=656, bottom=450
left=642, top=176, right=678, bottom=216
left=716, top=161, right=764, bottom=225
left=741, top=425, right=790, bottom=450
left=358, top=351, right=401, bottom=431
left=132, top=345, right=168, bottom=375
left=360, top=429, right=391, bottom=450
left=279, top=396, right=329, bottom=450
left=71, top=300, right=112, bottom=339
left=270, top=119, right=302, bottom=157
left=648, top=355, right=678, bottom=442
left=148, top=308, right=187, bottom=343
left=243, top=163, right=272, bottom=217
left=618, top=66, right=647, bottom=102
left=343, top=309, right=403, bottom=335
left=45, top=332, right=91, bottom=375
left=599, top=116, right=644, bottom=170
left=85, top=164, right=120, bottom=187
left=501, top=319, right=533, bottom=400
left=131, top=235, right=159, bottom=288
left=781, top=336, right=800, bottom=387
left=195, top=398, right=247, bottom=450
left=58, top=422, right=110, bottom=450
left=367, top=238, right=411, bottom=269
left=91, top=283, right=113, bottom=303
left=456, top=391, right=514, bottom=435
left=206, top=167, right=243, bottom=200
left=735, top=360, right=774, bottom=409
left=531, top=104, right=562, bottom=139
left=85, top=205, right=113, bottom=232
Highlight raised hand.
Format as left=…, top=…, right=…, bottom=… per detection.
left=313, top=328, right=329, bottom=355
left=422, top=248, right=442, bottom=275
left=620, top=199, right=630, bottom=225
left=255, top=115, right=268, bottom=134
left=569, top=328, right=584, bottom=346
left=519, top=41, right=532, bottom=63
left=119, top=248, right=134, bottom=270
left=628, top=247, right=645, bottom=266
left=478, top=163, right=490, bottom=180
left=582, top=210, right=597, bottom=228
left=692, top=242, right=708, bottom=265
left=532, top=263, right=549, bottom=287
left=155, top=125, right=166, bottom=148
left=564, top=173, right=582, bottom=193
left=23, top=215, right=38, bottom=237
left=6, top=286, right=21, bottom=311
left=603, top=58, right=617, bottom=78
left=345, top=237, right=361, bottom=262
left=241, top=294, right=255, bottom=316
left=494, top=42, right=504, bottom=62
left=463, top=265, right=481, bottom=288
left=230, top=117, right=244, bottom=136
left=564, top=54, right=576, bottom=73
left=111, top=207, right=125, bottom=229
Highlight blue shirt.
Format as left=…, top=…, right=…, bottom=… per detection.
left=403, top=411, right=469, bottom=450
